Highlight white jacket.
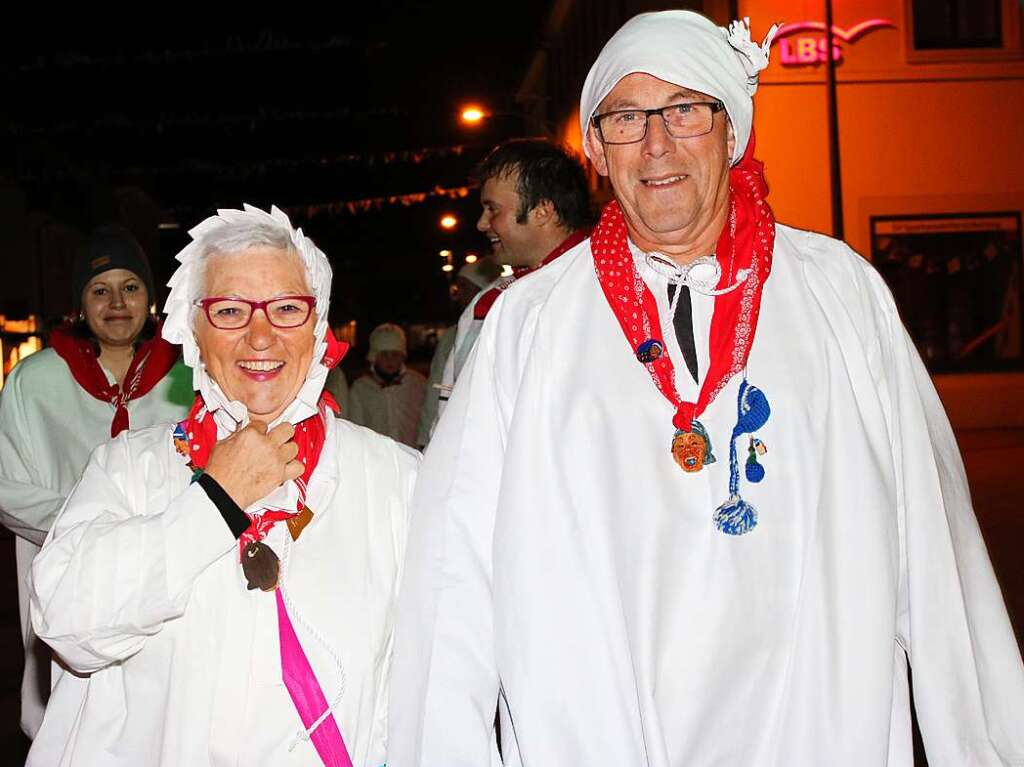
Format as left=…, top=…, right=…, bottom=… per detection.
left=28, top=415, right=417, bottom=766
left=0, top=348, right=191, bottom=738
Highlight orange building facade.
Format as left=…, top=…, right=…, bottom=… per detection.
left=747, top=0, right=1024, bottom=428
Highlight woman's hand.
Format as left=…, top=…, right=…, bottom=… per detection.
left=204, top=422, right=302, bottom=509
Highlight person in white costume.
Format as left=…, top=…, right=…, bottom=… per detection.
left=27, top=206, right=417, bottom=767
left=0, top=225, right=191, bottom=740
left=348, top=323, right=426, bottom=448
left=438, top=139, right=593, bottom=414
left=389, top=11, right=1024, bottom=767
left=416, top=258, right=502, bottom=448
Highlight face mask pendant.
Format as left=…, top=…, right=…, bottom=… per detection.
left=671, top=420, right=716, bottom=472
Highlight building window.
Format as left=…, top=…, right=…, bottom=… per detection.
left=871, top=212, right=1023, bottom=373
left=911, top=0, right=1002, bottom=50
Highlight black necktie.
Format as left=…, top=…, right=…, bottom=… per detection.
left=667, top=283, right=699, bottom=383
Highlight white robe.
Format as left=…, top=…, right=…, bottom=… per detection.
left=0, top=348, right=192, bottom=738
left=435, top=277, right=514, bottom=434
left=388, top=225, right=1024, bottom=766
left=27, top=414, right=417, bottom=766
left=416, top=326, right=457, bottom=449
left=349, top=370, right=428, bottom=449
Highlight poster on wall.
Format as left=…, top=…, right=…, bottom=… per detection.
left=870, top=212, right=1023, bottom=373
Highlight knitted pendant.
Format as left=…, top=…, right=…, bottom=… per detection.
left=671, top=420, right=716, bottom=473
left=714, top=380, right=771, bottom=535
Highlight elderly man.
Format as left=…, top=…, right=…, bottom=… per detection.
left=348, top=323, right=427, bottom=448
left=389, top=11, right=1024, bottom=766
left=28, top=206, right=417, bottom=766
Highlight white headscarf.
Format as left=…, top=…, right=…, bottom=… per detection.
left=580, top=11, right=779, bottom=165
left=162, top=204, right=334, bottom=437
left=367, top=323, right=407, bottom=363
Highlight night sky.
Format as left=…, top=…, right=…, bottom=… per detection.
left=2, top=4, right=552, bottom=351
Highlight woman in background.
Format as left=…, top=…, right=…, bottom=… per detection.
left=0, top=225, right=190, bottom=738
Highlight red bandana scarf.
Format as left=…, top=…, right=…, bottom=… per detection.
left=473, top=228, right=591, bottom=320
left=50, top=321, right=181, bottom=437
left=591, top=141, right=775, bottom=437
left=173, top=330, right=349, bottom=559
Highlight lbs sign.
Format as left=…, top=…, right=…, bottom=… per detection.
left=773, top=19, right=894, bottom=66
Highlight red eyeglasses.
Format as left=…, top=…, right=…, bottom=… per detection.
left=193, top=295, right=316, bottom=330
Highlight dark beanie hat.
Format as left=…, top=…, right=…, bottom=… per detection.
left=72, top=225, right=156, bottom=309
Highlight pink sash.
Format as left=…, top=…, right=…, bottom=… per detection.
left=277, top=590, right=354, bottom=767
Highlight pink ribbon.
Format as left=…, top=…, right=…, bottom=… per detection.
left=276, top=590, right=353, bottom=767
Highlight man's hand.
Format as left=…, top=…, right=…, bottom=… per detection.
left=204, top=422, right=302, bottom=510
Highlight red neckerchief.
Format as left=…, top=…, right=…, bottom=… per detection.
left=591, top=140, right=775, bottom=433
left=49, top=320, right=181, bottom=437
left=473, top=228, right=590, bottom=320
left=174, top=331, right=349, bottom=558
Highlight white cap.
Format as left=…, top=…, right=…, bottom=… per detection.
left=580, top=11, right=778, bottom=165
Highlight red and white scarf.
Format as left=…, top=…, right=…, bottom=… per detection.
left=50, top=320, right=181, bottom=437
left=591, top=140, right=775, bottom=433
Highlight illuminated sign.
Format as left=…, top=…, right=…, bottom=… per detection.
left=772, top=19, right=895, bottom=66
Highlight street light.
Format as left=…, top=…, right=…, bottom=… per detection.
left=464, top=253, right=479, bottom=264
left=439, top=249, right=452, bottom=258
left=460, top=105, right=486, bottom=125
left=442, top=263, right=455, bottom=273
left=440, top=214, right=458, bottom=230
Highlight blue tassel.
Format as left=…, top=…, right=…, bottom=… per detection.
left=713, top=379, right=770, bottom=535
left=714, top=495, right=758, bottom=535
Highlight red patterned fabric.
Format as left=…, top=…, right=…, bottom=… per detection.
left=49, top=321, right=181, bottom=437
left=591, top=138, right=775, bottom=432
left=473, top=228, right=590, bottom=320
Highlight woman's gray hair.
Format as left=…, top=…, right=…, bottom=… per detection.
left=162, top=205, right=333, bottom=376
left=189, top=219, right=301, bottom=307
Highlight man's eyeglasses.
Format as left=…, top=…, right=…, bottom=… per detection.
left=193, top=295, right=316, bottom=330
left=592, top=101, right=725, bottom=145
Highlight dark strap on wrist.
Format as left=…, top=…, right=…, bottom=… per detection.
left=195, top=472, right=250, bottom=539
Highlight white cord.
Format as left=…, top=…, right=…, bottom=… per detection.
left=644, top=252, right=752, bottom=334
left=278, top=533, right=349, bottom=752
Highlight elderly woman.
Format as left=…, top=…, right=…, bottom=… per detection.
left=27, top=206, right=416, bottom=767
left=0, top=225, right=190, bottom=739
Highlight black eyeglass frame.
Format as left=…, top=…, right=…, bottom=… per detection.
left=592, top=101, right=726, bottom=145
left=193, top=295, right=317, bottom=330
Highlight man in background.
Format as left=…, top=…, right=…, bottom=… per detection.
left=440, top=139, right=594, bottom=400
left=348, top=323, right=426, bottom=448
